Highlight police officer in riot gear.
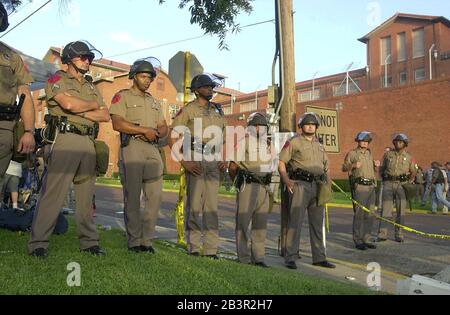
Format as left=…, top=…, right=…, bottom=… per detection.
left=279, top=112, right=335, bottom=269
left=343, top=131, right=380, bottom=250
left=28, top=40, right=110, bottom=258
left=229, top=112, right=274, bottom=267
left=110, top=57, right=168, bottom=253
left=377, top=133, right=416, bottom=243
left=0, top=1, right=36, bottom=178
left=169, top=73, right=227, bottom=258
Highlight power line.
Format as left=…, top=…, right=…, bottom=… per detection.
left=107, top=18, right=275, bottom=59
left=0, top=0, right=53, bottom=39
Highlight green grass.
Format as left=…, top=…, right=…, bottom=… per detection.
left=0, top=222, right=374, bottom=295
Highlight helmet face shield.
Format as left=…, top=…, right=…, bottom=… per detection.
left=129, top=57, right=161, bottom=79
left=356, top=131, right=373, bottom=142
left=1, top=0, right=14, bottom=15
left=298, top=112, right=320, bottom=128
left=247, top=112, right=269, bottom=127
left=62, top=40, right=103, bottom=64
left=0, top=1, right=13, bottom=32
left=392, top=133, right=409, bottom=146
left=190, top=73, right=223, bottom=91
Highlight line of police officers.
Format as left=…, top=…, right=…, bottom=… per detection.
left=1, top=3, right=417, bottom=269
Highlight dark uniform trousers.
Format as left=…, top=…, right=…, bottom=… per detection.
left=121, top=139, right=163, bottom=248
left=284, top=180, right=326, bottom=264
left=352, top=184, right=376, bottom=245
left=185, top=159, right=220, bottom=256
left=379, top=181, right=407, bottom=239
left=28, top=133, right=99, bottom=252
left=236, top=182, right=269, bottom=264
left=0, top=122, right=14, bottom=177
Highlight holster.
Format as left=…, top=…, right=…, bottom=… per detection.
left=120, top=133, right=131, bottom=148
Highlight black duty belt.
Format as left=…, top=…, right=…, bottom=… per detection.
left=52, top=116, right=99, bottom=138
left=289, top=168, right=326, bottom=183
left=0, top=105, right=18, bottom=121
left=383, top=174, right=409, bottom=182
left=355, top=177, right=376, bottom=186
left=238, top=169, right=272, bottom=186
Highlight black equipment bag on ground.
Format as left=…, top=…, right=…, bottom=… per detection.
left=0, top=208, right=68, bottom=234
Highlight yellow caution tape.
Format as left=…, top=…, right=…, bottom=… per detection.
left=174, top=167, right=187, bottom=246
left=325, top=204, right=330, bottom=233
left=330, top=181, right=450, bottom=240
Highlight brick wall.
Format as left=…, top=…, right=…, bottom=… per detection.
left=297, top=77, right=450, bottom=179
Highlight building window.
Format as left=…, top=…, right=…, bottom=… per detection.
left=298, top=89, right=320, bottom=102
left=397, top=32, right=406, bottom=62
left=399, top=71, right=407, bottom=85
left=156, top=78, right=165, bottom=91
left=240, top=101, right=257, bottom=113
left=381, top=36, right=392, bottom=65
left=414, top=68, right=425, bottom=82
left=381, top=76, right=392, bottom=88
left=412, top=28, right=425, bottom=58
left=222, top=106, right=232, bottom=115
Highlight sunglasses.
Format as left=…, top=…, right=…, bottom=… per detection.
left=76, top=55, right=94, bottom=64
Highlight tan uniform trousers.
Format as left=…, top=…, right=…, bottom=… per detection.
left=284, top=180, right=326, bottom=264
left=28, top=133, right=98, bottom=252
left=352, top=184, right=376, bottom=245
left=0, top=124, right=14, bottom=178
left=185, top=159, right=220, bottom=256
left=121, top=139, right=163, bottom=248
left=378, top=181, right=407, bottom=239
left=236, top=182, right=269, bottom=264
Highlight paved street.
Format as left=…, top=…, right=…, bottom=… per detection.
left=92, top=185, right=450, bottom=294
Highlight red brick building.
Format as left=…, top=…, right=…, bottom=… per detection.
left=219, top=13, right=450, bottom=178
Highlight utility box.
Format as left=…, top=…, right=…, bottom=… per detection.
left=267, top=85, right=278, bottom=106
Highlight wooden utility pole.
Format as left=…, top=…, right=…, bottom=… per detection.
left=278, top=0, right=296, bottom=132
left=276, top=0, right=297, bottom=257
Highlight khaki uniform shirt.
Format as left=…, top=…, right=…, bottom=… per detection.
left=45, top=70, right=105, bottom=127
left=109, top=89, right=164, bottom=129
left=234, top=135, right=273, bottom=176
left=381, top=150, right=416, bottom=177
left=0, top=42, right=33, bottom=129
left=279, top=134, right=329, bottom=176
left=171, top=99, right=225, bottom=144
left=342, top=148, right=376, bottom=180
left=0, top=42, right=33, bottom=105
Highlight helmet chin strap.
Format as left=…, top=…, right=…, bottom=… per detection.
left=70, top=61, right=89, bottom=75
left=196, top=90, right=213, bottom=101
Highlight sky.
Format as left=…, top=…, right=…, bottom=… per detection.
left=2, top=0, right=450, bottom=93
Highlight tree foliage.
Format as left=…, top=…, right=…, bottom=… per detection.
left=159, top=0, right=254, bottom=50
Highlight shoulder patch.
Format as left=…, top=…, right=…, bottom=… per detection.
left=282, top=141, right=291, bottom=150
left=48, top=73, right=62, bottom=84
left=111, top=93, right=122, bottom=105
